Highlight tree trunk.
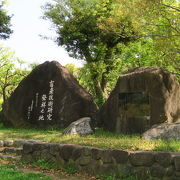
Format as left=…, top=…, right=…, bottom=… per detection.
left=2, top=87, right=6, bottom=103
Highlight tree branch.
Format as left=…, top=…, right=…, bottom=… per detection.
left=161, top=4, right=180, bottom=12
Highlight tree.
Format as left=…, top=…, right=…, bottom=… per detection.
left=43, top=0, right=179, bottom=106
left=65, top=63, right=80, bottom=78
left=43, top=0, right=138, bottom=105
left=98, top=0, right=180, bottom=72
left=0, top=46, right=28, bottom=106
left=0, top=1, right=12, bottom=39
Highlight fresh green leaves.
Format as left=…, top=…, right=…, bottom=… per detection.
left=0, top=46, right=28, bottom=107
left=43, top=0, right=179, bottom=105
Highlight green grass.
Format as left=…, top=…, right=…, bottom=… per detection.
left=0, top=164, right=51, bottom=180
left=0, top=124, right=179, bottom=152
left=31, top=159, right=78, bottom=174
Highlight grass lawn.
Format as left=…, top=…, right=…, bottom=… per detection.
left=0, top=164, right=51, bottom=180
left=0, top=159, right=139, bottom=180
left=0, top=124, right=179, bottom=152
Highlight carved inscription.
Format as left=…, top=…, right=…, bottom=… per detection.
left=27, top=80, right=55, bottom=121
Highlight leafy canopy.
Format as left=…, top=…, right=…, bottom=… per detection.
left=0, top=45, right=28, bottom=106
left=43, top=0, right=139, bottom=105
left=0, top=1, right=12, bottom=39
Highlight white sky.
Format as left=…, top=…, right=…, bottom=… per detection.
left=0, top=0, right=83, bottom=67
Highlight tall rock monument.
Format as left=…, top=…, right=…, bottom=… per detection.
left=98, top=67, right=180, bottom=134
left=2, top=61, right=97, bottom=128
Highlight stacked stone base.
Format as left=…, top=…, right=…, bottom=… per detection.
left=22, top=142, right=180, bottom=180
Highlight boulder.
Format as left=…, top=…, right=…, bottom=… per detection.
left=142, top=122, right=180, bottom=140
left=2, top=61, right=97, bottom=128
left=98, top=67, right=180, bottom=134
left=63, top=117, right=93, bottom=135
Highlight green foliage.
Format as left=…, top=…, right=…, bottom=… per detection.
left=0, top=1, right=12, bottom=39
left=119, top=38, right=179, bottom=72
left=64, top=164, right=78, bottom=174
left=0, top=164, right=51, bottom=180
left=0, top=45, right=29, bottom=106
left=32, top=159, right=78, bottom=175
left=43, top=0, right=138, bottom=103
left=65, top=63, right=80, bottom=78
left=32, top=159, right=60, bottom=170
left=43, top=0, right=179, bottom=106
left=100, top=0, right=180, bottom=71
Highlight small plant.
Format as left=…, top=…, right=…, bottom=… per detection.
left=32, top=159, right=60, bottom=170
left=31, top=159, right=78, bottom=175
left=64, top=163, right=78, bottom=174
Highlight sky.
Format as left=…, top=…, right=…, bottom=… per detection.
left=0, top=0, right=83, bottom=67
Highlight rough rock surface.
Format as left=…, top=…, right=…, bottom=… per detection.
left=1, top=61, right=97, bottom=128
left=63, top=117, right=93, bottom=135
left=98, top=67, right=180, bottom=134
left=21, top=142, right=180, bottom=179
left=142, top=122, right=180, bottom=140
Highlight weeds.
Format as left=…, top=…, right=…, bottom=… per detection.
left=32, top=159, right=78, bottom=175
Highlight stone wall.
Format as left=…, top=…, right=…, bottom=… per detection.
left=22, top=142, right=180, bottom=180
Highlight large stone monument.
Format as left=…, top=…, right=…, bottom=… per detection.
left=98, top=67, right=180, bottom=134
left=2, top=61, right=97, bottom=128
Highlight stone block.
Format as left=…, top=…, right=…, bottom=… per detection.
left=77, top=156, right=91, bottom=166
left=165, top=166, right=174, bottom=177
left=60, top=145, right=75, bottom=160
left=173, top=177, right=180, bottom=180
left=40, top=149, right=53, bottom=161
left=117, top=164, right=133, bottom=177
left=175, top=171, right=180, bottom=177
left=111, top=150, right=129, bottom=164
left=3, top=140, right=14, bottom=147
left=132, top=166, right=151, bottom=179
left=151, top=164, right=166, bottom=178
left=80, top=159, right=100, bottom=175
left=22, top=143, right=33, bottom=154
left=0, top=140, right=4, bottom=147
left=98, top=164, right=118, bottom=175
left=71, top=146, right=83, bottom=160
left=14, top=140, right=28, bottom=147
left=174, top=156, right=180, bottom=171
left=163, top=177, right=174, bottom=180
left=130, top=152, right=154, bottom=166
left=49, top=144, right=60, bottom=156
left=82, top=147, right=92, bottom=156
left=32, top=151, right=41, bottom=161
left=155, top=152, right=172, bottom=167
left=91, top=148, right=102, bottom=160
left=32, top=143, right=46, bottom=151
left=100, top=150, right=113, bottom=164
